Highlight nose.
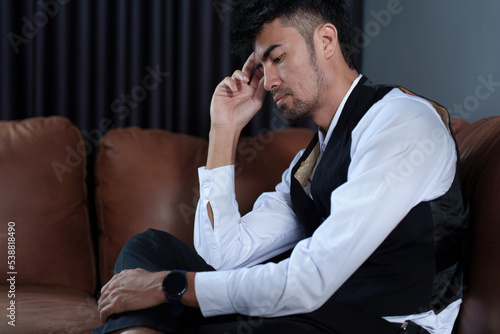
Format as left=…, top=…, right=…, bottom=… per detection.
left=263, top=66, right=281, bottom=92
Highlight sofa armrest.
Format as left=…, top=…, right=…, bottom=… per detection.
left=455, top=116, right=500, bottom=334
left=0, top=116, right=96, bottom=293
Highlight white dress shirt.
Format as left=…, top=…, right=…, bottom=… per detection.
left=193, top=75, right=461, bottom=334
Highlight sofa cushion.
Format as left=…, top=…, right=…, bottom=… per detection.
left=0, top=285, right=101, bottom=334
left=96, top=127, right=314, bottom=284
left=0, top=116, right=96, bottom=293
left=96, top=127, right=208, bottom=284
left=455, top=116, right=500, bottom=334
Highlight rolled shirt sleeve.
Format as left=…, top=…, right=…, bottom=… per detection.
left=194, top=159, right=305, bottom=270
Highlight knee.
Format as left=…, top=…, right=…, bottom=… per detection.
left=140, top=228, right=177, bottom=242
left=122, top=229, right=172, bottom=251
left=114, top=229, right=171, bottom=273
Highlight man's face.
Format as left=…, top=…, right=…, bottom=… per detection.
left=254, top=19, right=325, bottom=123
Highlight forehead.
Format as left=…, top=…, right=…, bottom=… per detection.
left=254, top=19, right=306, bottom=61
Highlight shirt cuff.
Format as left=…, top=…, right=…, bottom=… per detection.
left=198, top=165, right=235, bottom=200
left=195, top=270, right=235, bottom=317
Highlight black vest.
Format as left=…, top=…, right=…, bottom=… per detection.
left=290, top=76, right=469, bottom=316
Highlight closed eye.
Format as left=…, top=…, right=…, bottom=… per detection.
left=273, top=54, right=284, bottom=63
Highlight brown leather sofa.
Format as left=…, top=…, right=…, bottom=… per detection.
left=0, top=115, right=498, bottom=333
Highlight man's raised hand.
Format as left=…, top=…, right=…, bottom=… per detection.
left=210, top=53, right=267, bottom=132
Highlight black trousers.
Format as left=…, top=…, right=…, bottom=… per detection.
left=93, top=229, right=406, bottom=334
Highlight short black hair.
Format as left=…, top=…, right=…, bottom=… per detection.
left=230, top=0, right=356, bottom=69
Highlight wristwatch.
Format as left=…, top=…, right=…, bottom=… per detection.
left=162, top=270, right=187, bottom=315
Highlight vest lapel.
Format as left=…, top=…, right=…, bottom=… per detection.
left=294, top=141, right=320, bottom=187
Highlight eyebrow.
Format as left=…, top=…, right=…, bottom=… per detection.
left=255, top=44, right=282, bottom=69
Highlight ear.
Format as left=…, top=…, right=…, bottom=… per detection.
left=317, top=23, right=338, bottom=60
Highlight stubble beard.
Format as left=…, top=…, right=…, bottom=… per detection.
left=277, top=53, right=325, bottom=124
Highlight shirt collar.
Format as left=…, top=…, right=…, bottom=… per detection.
left=318, top=74, right=363, bottom=152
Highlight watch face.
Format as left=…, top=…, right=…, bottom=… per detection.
left=164, top=271, right=186, bottom=296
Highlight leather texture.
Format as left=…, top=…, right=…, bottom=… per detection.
left=455, top=116, right=500, bottom=334
left=0, top=116, right=96, bottom=291
left=0, top=116, right=100, bottom=333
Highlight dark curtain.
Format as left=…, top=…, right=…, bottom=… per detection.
left=1, top=0, right=362, bottom=139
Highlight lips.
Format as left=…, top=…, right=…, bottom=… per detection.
left=273, top=94, right=287, bottom=106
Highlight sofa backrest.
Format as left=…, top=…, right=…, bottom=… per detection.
left=455, top=116, right=500, bottom=334
left=95, top=126, right=314, bottom=284
left=0, top=116, right=96, bottom=294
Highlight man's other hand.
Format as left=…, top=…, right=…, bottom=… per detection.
left=97, top=268, right=167, bottom=323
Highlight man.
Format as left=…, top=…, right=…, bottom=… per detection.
left=95, top=1, right=468, bottom=333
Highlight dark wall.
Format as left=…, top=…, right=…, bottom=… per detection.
left=361, top=0, right=500, bottom=123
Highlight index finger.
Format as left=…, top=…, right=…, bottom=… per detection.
left=242, top=53, right=259, bottom=86
left=242, top=53, right=256, bottom=77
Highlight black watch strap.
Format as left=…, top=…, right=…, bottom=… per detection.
left=162, top=270, right=187, bottom=316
